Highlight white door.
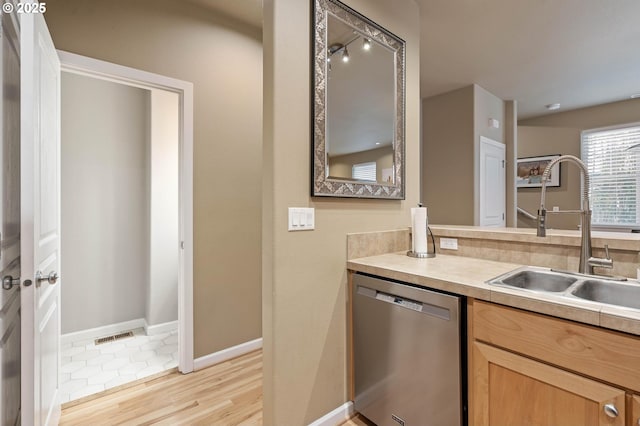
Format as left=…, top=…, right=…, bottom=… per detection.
left=479, top=136, right=506, bottom=227
left=21, top=12, right=61, bottom=426
left=1, top=8, right=22, bottom=426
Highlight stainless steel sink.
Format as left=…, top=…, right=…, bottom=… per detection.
left=487, top=266, right=640, bottom=311
left=571, top=280, right=640, bottom=310
left=501, top=270, right=577, bottom=292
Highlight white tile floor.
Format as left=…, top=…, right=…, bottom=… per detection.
left=60, top=327, right=178, bottom=403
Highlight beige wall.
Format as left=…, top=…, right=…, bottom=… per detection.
left=45, top=0, right=263, bottom=356
left=328, top=146, right=394, bottom=182
left=517, top=98, right=640, bottom=230
left=505, top=101, right=518, bottom=226
left=263, top=0, right=421, bottom=424
left=61, top=72, right=149, bottom=333
left=474, top=84, right=505, bottom=144
left=422, top=84, right=505, bottom=225
left=521, top=98, right=640, bottom=129
left=422, top=85, right=475, bottom=224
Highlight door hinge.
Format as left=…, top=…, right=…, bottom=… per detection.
left=502, top=160, right=505, bottom=168
left=502, top=213, right=505, bottom=220
left=180, top=241, right=185, bottom=250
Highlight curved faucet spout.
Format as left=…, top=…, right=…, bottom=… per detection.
left=537, top=155, right=594, bottom=274
left=540, top=155, right=590, bottom=211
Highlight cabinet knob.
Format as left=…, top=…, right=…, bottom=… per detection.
left=603, top=403, right=618, bottom=418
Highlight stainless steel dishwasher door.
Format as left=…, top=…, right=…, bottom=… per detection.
left=353, top=273, right=463, bottom=426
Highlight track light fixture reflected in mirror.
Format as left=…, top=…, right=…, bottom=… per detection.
left=327, top=35, right=369, bottom=68
left=342, top=46, right=350, bottom=62
left=328, top=43, right=344, bottom=65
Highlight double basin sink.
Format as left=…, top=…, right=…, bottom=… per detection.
left=488, top=266, right=640, bottom=311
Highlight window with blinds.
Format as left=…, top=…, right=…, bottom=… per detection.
left=352, top=162, right=377, bottom=181
left=581, top=124, right=640, bottom=228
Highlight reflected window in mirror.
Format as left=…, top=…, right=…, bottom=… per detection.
left=312, top=0, right=405, bottom=199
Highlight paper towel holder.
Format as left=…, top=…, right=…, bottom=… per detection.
left=407, top=226, right=436, bottom=258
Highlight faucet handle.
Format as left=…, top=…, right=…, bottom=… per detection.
left=588, top=244, right=613, bottom=269
left=536, top=208, right=547, bottom=237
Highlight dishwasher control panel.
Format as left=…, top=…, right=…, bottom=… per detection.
left=376, top=292, right=423, bottom=312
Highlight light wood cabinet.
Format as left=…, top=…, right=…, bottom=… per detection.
left=632, top=395, right=640, bottom=426
left=470, top=300, right=640, bottom=426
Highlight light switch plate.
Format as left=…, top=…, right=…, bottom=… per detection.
left=440, top=237, right=458, bottom=250
left=288, top=207, right=315, bottom=231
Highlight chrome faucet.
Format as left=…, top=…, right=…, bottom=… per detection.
left=537, top=155, right=612, bottom=274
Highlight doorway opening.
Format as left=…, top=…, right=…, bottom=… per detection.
left=56, top=52, right=193, bottom=403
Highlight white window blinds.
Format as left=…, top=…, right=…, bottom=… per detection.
left=352, top=162, right=377, bottom=181
left=581, top=124, right=640, bottom=227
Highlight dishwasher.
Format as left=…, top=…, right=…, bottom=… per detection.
left=352, top=273, right=466, bottom=426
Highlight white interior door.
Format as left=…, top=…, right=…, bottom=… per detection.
left=479, top=136, right=506, bottom=227
left=21, top=12, right=61, bottom=426
left=1, top=8, right=22, bottom=426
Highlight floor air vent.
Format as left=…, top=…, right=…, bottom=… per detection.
left=95, top=331, right=134, bottom=345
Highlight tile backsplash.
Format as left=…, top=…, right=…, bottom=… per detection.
left=432, top=231, right=640, bottom=279
left=347, top=226, right=640, bottom=279
left=347, top=229, right=410, bottom=260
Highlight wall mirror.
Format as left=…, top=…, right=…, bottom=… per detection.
left=311, top=0, right=405, bottom=199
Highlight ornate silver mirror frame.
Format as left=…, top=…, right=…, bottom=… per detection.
left=311, top=0, right=406, bottom=199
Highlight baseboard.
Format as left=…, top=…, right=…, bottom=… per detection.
left=193, top=337, right=262, bottom=371
left=144, top=319, right=178, bottom=336
left=308, top=402, right=354, bottom=426
left=61, top=318, right=145, bottom=345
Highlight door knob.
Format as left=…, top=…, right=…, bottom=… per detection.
left=603, top=403, right=619, bottom=418
left=2, top=275, right=20, bottom=290
left=36, top=270, right=59, bottom=285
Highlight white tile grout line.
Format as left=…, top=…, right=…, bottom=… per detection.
left=60, top=327, right=178, bottom=403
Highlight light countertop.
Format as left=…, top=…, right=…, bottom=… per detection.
left=347, top=252, right=640, bottom=336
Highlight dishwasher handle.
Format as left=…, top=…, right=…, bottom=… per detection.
left=356, top=284, right=451, bottom=321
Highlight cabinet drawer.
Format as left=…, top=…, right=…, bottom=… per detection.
left=473, top=300, right=640, bottom=392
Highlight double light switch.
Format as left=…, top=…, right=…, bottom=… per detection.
left=288, top=207, right=315, bottom=231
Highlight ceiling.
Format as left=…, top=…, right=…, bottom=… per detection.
left=187, top=0, right=262, bottom=29
left=203, top=0, right=640, bottom=119
left=416, top=0, right=640, bottom=118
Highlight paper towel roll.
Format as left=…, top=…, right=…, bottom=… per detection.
left=411, top=207, right=428, bottom=254
left=411, top=208, right=415, bottom=252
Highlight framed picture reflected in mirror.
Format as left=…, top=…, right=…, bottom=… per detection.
left=517, top=154, right=561, bottom=188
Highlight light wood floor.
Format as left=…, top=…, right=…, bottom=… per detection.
left=60, top=348, right=374, bottom=426
left=60, top=349, right=263, bottom=425
left=340, top=414, right=375, bottom=426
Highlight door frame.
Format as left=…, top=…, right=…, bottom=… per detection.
left=2, top=4, right=23, bottom=426
left=57, top=50, right=194, bottom=373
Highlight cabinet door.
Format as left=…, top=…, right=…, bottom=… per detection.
left=472, top=342, right=625, bottom=426
left=632, top=395, right=640, bottom=426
